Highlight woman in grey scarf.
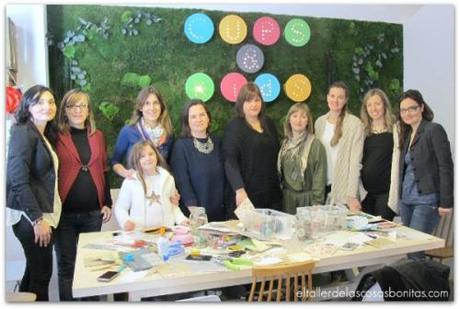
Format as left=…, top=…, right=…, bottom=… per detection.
left=277, top=103, right=327, bottom=214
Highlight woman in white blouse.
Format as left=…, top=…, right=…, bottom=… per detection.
left=315, top=81, right=366, bottom=211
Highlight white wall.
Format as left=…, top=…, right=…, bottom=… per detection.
left=138, top=3, right=421, bottom=23
left=4, top=4, right=48, bottom=278
left=403, top=5, right=455, bottom=150
left=6, top=4, right=49, bottom=90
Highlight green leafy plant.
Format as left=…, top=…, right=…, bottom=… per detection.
left=138, top=75, right=152, bottom=87
left=98, top=101, right=120, bottom=120
left=351, top=33, right=401, bottom=95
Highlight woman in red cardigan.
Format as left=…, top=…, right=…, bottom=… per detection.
left=55, top=89, right=112, bottom=301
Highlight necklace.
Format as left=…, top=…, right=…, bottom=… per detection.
left=371, top=126, right=387, bottom=134
left=193, top=136, right=214, bottom=154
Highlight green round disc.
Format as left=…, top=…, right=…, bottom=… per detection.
left=185, top=72, right=215, bottom=102
left=284, top=18, right=311, bottom=47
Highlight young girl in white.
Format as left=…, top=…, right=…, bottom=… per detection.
left=115, top=140, right=188, bottom=231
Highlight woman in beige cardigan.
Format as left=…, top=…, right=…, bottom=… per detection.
left=315, top=81, right=365, bottom=212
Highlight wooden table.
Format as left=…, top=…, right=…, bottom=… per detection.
left=72, top=224, right=444, bottom=301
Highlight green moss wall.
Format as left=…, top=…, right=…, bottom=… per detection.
left=47, top=5, right=403, bottom=186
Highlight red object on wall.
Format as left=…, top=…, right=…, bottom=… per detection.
left=220, top=72, right=247, bottom=102
left=6, top=86, right=22, bottom=114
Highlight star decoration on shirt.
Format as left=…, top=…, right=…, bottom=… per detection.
left=145, top=191, right=160, bottom=207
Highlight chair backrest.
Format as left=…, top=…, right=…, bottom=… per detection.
left=433, top=212, right=454, bottom=247
left=249, top=260, right=315, bottom=302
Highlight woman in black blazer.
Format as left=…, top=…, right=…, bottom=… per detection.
left=397, top=90, right=453, bottom=258
left=6, top=85, right=61, bottom=301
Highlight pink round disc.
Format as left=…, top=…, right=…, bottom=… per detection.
left=220, top=72, right=248, bottom=102
left=253, top=16, right=281, bottom=46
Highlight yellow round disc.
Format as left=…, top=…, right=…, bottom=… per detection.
left=284, top=74, right=312, bottom=102
left=219, top=14, right=247, bottom=45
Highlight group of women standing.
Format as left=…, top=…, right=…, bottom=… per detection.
left=6, top=80, right=453, bottom=301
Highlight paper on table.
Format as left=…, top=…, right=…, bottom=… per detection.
left=118, top=269, right=149, bottom=282
left=234, top=198, right=255, bottom=220
left=198, top=222, right=233, bottom=233
left=287, top=252, right=314, bottom=263
left=250, top=239, right=272, bottom=252
left=322, top=231, right=373, bottom=247
left=366, top=238, right=396, bottom=248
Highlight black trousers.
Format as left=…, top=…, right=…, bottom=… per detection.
left=54, top=210, right=102, bottom=301
left=12, top=216, right=54, bottom=301
left=361, top=192, right=396, bottom=221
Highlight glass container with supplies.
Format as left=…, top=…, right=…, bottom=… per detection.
left=188, top=206, right=208, bottom=248
left=296, top=205, right=347, bottom=240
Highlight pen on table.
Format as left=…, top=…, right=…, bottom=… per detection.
left=364, top=233, right=377, bottom=239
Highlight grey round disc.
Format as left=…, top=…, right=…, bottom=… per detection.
left=236, top=44, right=264, bottom=74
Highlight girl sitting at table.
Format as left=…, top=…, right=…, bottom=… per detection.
left=114, top=140, right=188, bottom=231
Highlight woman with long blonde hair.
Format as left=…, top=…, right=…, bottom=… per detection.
left=359, top=88, right=396, bottom=220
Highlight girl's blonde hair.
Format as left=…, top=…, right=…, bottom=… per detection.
left=360, top=88, right=394, bottom=136
left=128, top=140, right=168, bottom=195
left=129, top=86, right=173, bottom=136
left=57, top=89, right=96, bottom=135
left=283, top=103, right=314, bottom=138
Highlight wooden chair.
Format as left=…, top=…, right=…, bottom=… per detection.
left=248, top=260, right=315, bottom=302
left=5, top=292, right=36, bottom=302
left=425, top=212, right=454, bottom=262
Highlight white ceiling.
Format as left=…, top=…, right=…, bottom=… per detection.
left=145, top=4, right=423, bottom=24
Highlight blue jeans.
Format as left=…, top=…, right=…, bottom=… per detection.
left=399, top=202, right=440, bottom=260
left=54, top=210, right=102, bottom=301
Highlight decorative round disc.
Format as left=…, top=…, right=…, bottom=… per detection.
left=219, top=14, right=247, bottom=45
left=284, top=18, right=311, bottom=47
left=236, top=44, right=264, bottom=74
left=253, top=16, right=281, bottom=46
left=220, top=72, right=248, bottom=102
left=185, top=72, right=215, bottom=102
left=184, top=13, right=214, bottom=44
left=284, top=74, right=312, bottom=102
left=254, top=73, right=281, bottom=103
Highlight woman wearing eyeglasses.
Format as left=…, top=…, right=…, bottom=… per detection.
left=54, top=89, right=112, bottom=300
left=396, top=90, right=453, bottom=259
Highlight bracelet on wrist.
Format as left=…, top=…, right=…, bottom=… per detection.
left=33, top=217, right=44, bottom=226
